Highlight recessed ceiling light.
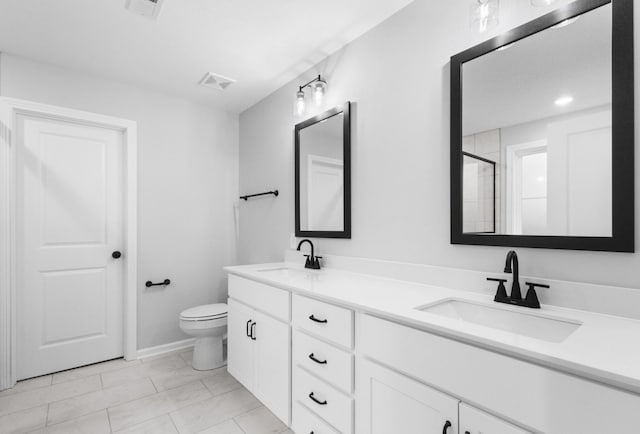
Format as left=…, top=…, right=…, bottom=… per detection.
left=555, top=96, right=574, bottom=106
left=552, top=17, right=580, bottom=29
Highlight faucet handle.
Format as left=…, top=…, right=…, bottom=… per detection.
left=523, top=282, right=548, bottom=309
left=487, top=277, right=509, bottom=302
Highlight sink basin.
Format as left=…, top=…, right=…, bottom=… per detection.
left=416, top=298, right=582, bottom=343
left=256, top=267, right=310, bottom=279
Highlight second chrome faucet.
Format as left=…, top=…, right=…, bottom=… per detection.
left=487, top=250, right=548, bottom=309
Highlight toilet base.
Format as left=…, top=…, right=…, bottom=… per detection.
left=192, top=335, right=224, bottom=371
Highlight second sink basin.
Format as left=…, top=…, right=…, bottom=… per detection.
left=256, top=266, right=312, bottom=280
left=416, top=298, right=582, bottom=343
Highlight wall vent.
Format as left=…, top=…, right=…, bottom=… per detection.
left=125, top=0, right=165, bottom=20
left=198, top=72, right=236, bottom=91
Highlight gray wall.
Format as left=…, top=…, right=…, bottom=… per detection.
left=1, top=53, right=240, bottom=349
left=238, top=0, right=640, bottom=289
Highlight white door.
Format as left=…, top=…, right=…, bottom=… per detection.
left=16, top=114, right=124, bottom=380
left=547, top=109, right=612, bottom=236
left=356, top=358, right=459, bottom=434
left=307, top=156, right=344, bottom=231
left=252, top=310, right=290, bottom=425
left=227, top=298, right=255, bottom=390
left=460, top=403, right=531, bottom=434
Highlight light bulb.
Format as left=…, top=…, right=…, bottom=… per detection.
left=294, top=90, right=305, bottom=117
left=531, top=0, right=557, bottom=6
left=313, top=80, right=327, bottom=106
left=554, top=95, right=574, bottom=106
left=470, top=0, right=499, bottom=33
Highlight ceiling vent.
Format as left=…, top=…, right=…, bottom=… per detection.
left=198, top=72, right=236, bottom=91
left=125, top=0, right=165, bottom=20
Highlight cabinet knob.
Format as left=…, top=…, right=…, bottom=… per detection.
left=308, top=353, right=328, bottom=365
left=111, top=250, right=122, bottom=259
left=308, top=392, right=327, bottom=406
left=309, top=314, right=328, bottom=324
left=250, top=322, right=256, bottom=340
left=246, top=320, right=252, bottom=338
left=442, top=420, right=452, bottom=434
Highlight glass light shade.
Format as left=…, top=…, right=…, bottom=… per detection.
left=294, top=90, right=306, bottom=117
left=313, top=80, right=327, bottom=106
left=531, top=0, right=557, bottom=6
left=470, top=0, right=499, bottom=33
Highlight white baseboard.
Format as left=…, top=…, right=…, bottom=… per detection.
left=136, top=338, right=195, bottom=360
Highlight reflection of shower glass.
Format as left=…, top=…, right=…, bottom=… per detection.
left=462, top=153, right=496, bottom=233
left=470, top=0, right=499, bottom=33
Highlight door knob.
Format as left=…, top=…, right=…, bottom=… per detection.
left=112, top=251, right=122, bottom=259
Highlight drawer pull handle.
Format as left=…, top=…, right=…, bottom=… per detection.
left=250, top=322, right=257, bottom=340
left=309, top=314, right=328, bottom=324
left=246, top=320, right=252, bottom=338
left=308, top=392, right=327, bottom=406
left=442, top=420, right=452, bottom=434
left=308, top=353, right=327, bottom=365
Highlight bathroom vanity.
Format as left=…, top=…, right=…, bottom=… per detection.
left=225, top=262, right=640, bottom=434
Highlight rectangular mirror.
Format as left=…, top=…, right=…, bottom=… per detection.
left=295, top=102, right=351, bottom=238
left=451, top=0, right=634, bottom=252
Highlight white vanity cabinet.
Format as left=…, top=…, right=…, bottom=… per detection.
left=227, top=276, right=291, bottom=425
left=226, top=268, right=640, bottom=434
left=358, top=313, right=640, bottom=433
left=356, top=358, right=458, bottom=434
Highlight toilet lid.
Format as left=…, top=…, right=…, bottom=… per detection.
left=180, top=303, right=227, bottom=320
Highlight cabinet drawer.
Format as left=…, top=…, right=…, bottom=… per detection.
left=292, top=295, right=353, bottom=348
left=293, top=367, right=353, bottom=434
left=228, top=275, right=290, bottom=321
left=293, top=330, right=353, bottom=394
left=293, top=402, right=340, bottom=434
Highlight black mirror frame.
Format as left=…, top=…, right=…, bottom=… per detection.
left=450, top=0, right=634, bottom=252
left=295, top=102, right=351, bottom=239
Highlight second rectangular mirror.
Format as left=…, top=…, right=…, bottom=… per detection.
left=295, top=102, right=351, bottom=238
left=451, top=0, right=634, bottom=252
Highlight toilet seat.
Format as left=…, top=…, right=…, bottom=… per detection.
left=180, top=303, right=227, bottom=321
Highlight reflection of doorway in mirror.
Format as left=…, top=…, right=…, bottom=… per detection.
left=307, top=155, right=344, bottom=231
left=506, top=141, right=548, bottom=235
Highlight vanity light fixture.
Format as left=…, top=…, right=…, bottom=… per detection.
left=470, top=0, right=499, bottom=33
left=293, top=75, right=328, bottom=117
left=554, top=95, right=574, bottom=106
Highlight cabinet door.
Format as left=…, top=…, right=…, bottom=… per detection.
left=227, top=298, right=255, bottom=390
left=460, top=403, right=531, bottom=434
left=253, top=309, right=291, bottom=425
left=356, top=358, right=458, bottom=434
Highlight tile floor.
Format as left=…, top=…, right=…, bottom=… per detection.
left=0, top=350, right=293, bottom=434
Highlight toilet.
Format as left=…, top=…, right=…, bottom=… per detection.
left=179, top=303, right=228, bottom=371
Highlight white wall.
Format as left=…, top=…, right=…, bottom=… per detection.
left=0, top=53, right=240, bottom=349
left=238, top=0, right=640, bottom=289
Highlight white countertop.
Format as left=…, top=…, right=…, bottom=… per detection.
left=225, top=262, right=640, bottom=395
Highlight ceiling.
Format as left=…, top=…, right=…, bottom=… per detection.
left=462, top=3, right=611, bottom=135
left=0, top=0, right=414, bottom=113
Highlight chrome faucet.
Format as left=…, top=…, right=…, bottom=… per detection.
left=487, top=250, right=547, bottom=309
left=297, top=239, right=322, bottom=270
